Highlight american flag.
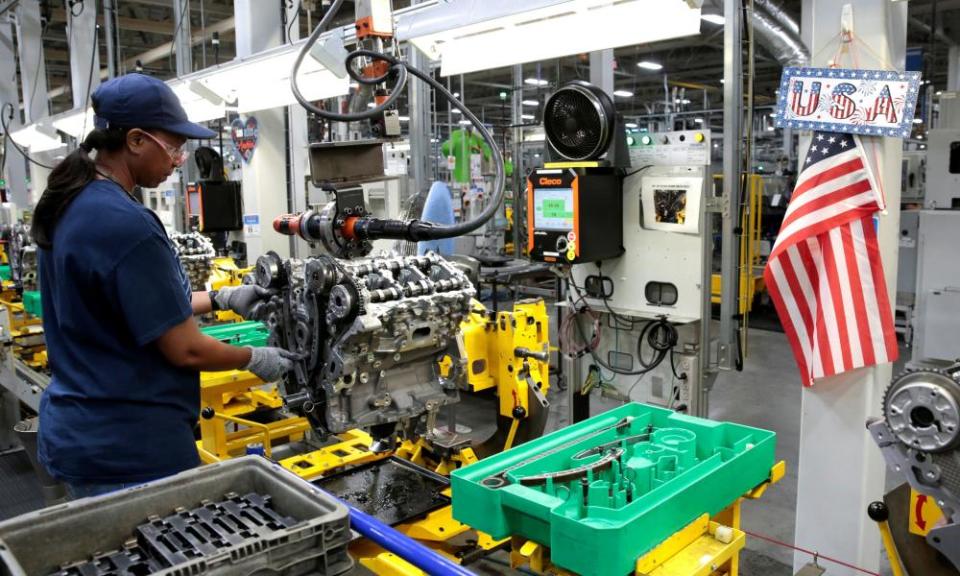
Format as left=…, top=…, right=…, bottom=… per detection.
left=790, top=80, right=821, bottom=116
left=830, top=83, right=857, bottom=119
left=763, top=132, right=898, bottom=385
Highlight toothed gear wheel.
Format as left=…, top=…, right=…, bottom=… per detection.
left=884, top=368, right=960, bottom=453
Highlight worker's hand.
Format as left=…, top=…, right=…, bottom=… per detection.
left=215, top=285, right=272, bottom=318
left=244, top=346, right=299, bottom=382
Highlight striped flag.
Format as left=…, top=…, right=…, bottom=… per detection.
left=763, top=132, right=898, bottom=386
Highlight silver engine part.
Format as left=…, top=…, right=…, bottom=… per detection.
left=869, top=365, right=960, bottom=569
left=8, top=222, right=37, bottom=292
left=252, top=251, right=475, bottom=443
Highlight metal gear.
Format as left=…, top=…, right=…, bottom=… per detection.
left=883, top=367, right=960, bottom=453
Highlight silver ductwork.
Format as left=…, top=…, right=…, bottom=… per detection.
left=751, top=0, right=809, bottom=67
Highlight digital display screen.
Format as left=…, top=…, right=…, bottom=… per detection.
left=534, top=188, right=574, bottom=231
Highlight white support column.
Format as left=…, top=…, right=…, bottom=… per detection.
left=67, top=1, right=100, bottom=109
left=15, top=1, right=51, bottom=207
left=589, top=49, right=614, bottom=97
left=948, top=45, right=960, bottom=92
left=234, top=0, right=288, bottom=261
left=285, top=0, right=311, bottom=258
left=794, top=2, right=907, bottom=575
left=0, top=21, right=28, bottom=209
left=173, top=0, right=192, bottom=77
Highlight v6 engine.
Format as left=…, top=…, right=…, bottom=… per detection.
left=251, top=251, right=475, bottom=445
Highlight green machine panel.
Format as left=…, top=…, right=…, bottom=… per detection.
left=451, top=403, right=776, bottom=576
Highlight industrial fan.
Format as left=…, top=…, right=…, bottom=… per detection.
left=543, top=80, right=628, bottom=166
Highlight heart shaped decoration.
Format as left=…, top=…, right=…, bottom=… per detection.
left=231, top=116, right=259, bottom=163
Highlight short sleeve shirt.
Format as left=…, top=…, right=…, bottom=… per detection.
left=37, top=179, right=199, bottom=483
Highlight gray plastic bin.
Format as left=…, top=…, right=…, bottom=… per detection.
left=0, top=456, right=353, bottom=576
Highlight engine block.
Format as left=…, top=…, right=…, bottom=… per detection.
left=252, top=251, right=475, bottom=442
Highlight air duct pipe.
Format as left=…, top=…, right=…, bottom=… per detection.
left=751, top=0, right=809, bottom=67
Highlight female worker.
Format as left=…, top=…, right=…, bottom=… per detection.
left=32, top=74, right=295, bottom=499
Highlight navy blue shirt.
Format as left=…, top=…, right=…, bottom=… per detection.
left=38, top=179, right=198, bottom=484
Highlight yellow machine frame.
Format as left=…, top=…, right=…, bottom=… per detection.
left=710, top=174, right=765, bottom=314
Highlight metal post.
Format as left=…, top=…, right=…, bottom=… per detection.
left=511, top=64, right=522, bottom=258
left=14, top=1, right=51, bottom=206
left=0, top=21, right=28, bottom=210
left=103, top=0, right=117, bottom=78
left=793, top=2, right=907, bottom=574
left=173, top=0, right=192, bottom=77
left=589, top=49, right=614, bottom=96
left=949, top=45, right=960, bottom=92
left=719, top=0, right=743, bottom=371
left=407, top=45, right=431, bottom=199
left=67, top=1, right=100, bottom=109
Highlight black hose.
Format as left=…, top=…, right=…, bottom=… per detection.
left=288, top=0, right=506, bottom=241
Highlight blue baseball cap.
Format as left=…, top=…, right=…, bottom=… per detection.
left=91, top=73, right=216, bottom=139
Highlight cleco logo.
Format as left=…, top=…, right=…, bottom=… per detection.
left=538, top=177, right=563, bottom=186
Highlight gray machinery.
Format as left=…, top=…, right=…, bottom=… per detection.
left=911, top=128, right=960, bottom=365
left=250, top=250, right=474, bottom=451
left=869, top=365, right=960, bottom=570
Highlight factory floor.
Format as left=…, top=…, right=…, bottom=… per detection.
left=0, top=326, right=902, bottom=576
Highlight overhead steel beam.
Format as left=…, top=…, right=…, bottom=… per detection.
left=124, top=0, right=232, bottom=17
left=50, top=8, right=175, bottom=36
left=45, top=16, right=235, bottom=100
left=173, top=0, right=192, bottom=75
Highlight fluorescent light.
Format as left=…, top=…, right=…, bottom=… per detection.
left=765, top=125, right=775, bottom=131
left=458, top=119, right=472, bottom=125
left=450, top=108, right=462, bottom=115
left=625, top=122, right=638, bottom=128
left=720, top=78, right=725, bottom=84
left=398, top=0, right=702, bottom=77
left=521, top=114, right=535, bottom=120
left=11, top=123, right=65, bottom=152
left=398, top=116, right=410, bottom=122
left=522, top=99, right=539, bottom=106
left=674, top=98, right=691, bottom=104
left=453, top=92, right=460, bottom=98
left=170, top=80, right=226, bottom=123
left=613, top=90, right=634, bottom=98
left=936, top=90, right=943, bottom=96
left=637, top=61, right=663, bottom=71
left=913, top=118, right=923, bottom=124
left=701, top=14, right=725, bottom=25
left=694, top=118, right=704, bottom=124
left=524, top=78, right=549, bottom=86
left=197, top=41, right=350, bottom=114
left=51, top=107, right=95, bottom=139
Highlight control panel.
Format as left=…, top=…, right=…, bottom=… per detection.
left=628, top=130, right=712, bottom=167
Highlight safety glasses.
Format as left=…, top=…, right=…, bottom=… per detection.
left=138, top=130, right=188, bottom=167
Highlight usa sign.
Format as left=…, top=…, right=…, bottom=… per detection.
left=775, top=67, right=922, bottom=138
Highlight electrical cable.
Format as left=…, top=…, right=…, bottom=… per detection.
left=624, top=164, right=653, bottom=178
left=1, top=103, right=55, bottom=170
left=285, top=0, right=301, bottom=43
left=288, top=0, right=506, bottom=241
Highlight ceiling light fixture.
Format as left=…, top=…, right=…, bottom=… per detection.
left=524, top=78, right=549, bottom=86
left=637, top=61, right=663, bottom=71
left=613, top=90, right=634, bottom=98
left=522, top=99, right=539, bottom=106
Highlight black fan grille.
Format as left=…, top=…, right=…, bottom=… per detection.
left=544, top=89, right=605, bottom=160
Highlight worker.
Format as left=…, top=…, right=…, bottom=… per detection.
left=31, top=74, right=296, bottom=499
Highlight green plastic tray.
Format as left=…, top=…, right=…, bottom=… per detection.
left=451, top=403, right=776, bottom=576
left=200, top=321, right=270, bottom=348
left=22, top=290, right=41, bottom=318
left=0, top=265, right=10, bottom=281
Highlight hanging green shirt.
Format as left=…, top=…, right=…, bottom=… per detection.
left=441, top=128, right=492, bottom=183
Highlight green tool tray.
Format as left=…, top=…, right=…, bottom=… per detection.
left=451, top=403, right=776, bottom=576
left=22, top=290, right=41, bottom=318
left=200, top=321, right=270, bottom=348
left=0, top=265, right=10, bottom=281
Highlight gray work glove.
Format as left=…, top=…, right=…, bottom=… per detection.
left=215, top=285, right=272, bottom=318
left=244, top=346, right=298, bottom=382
